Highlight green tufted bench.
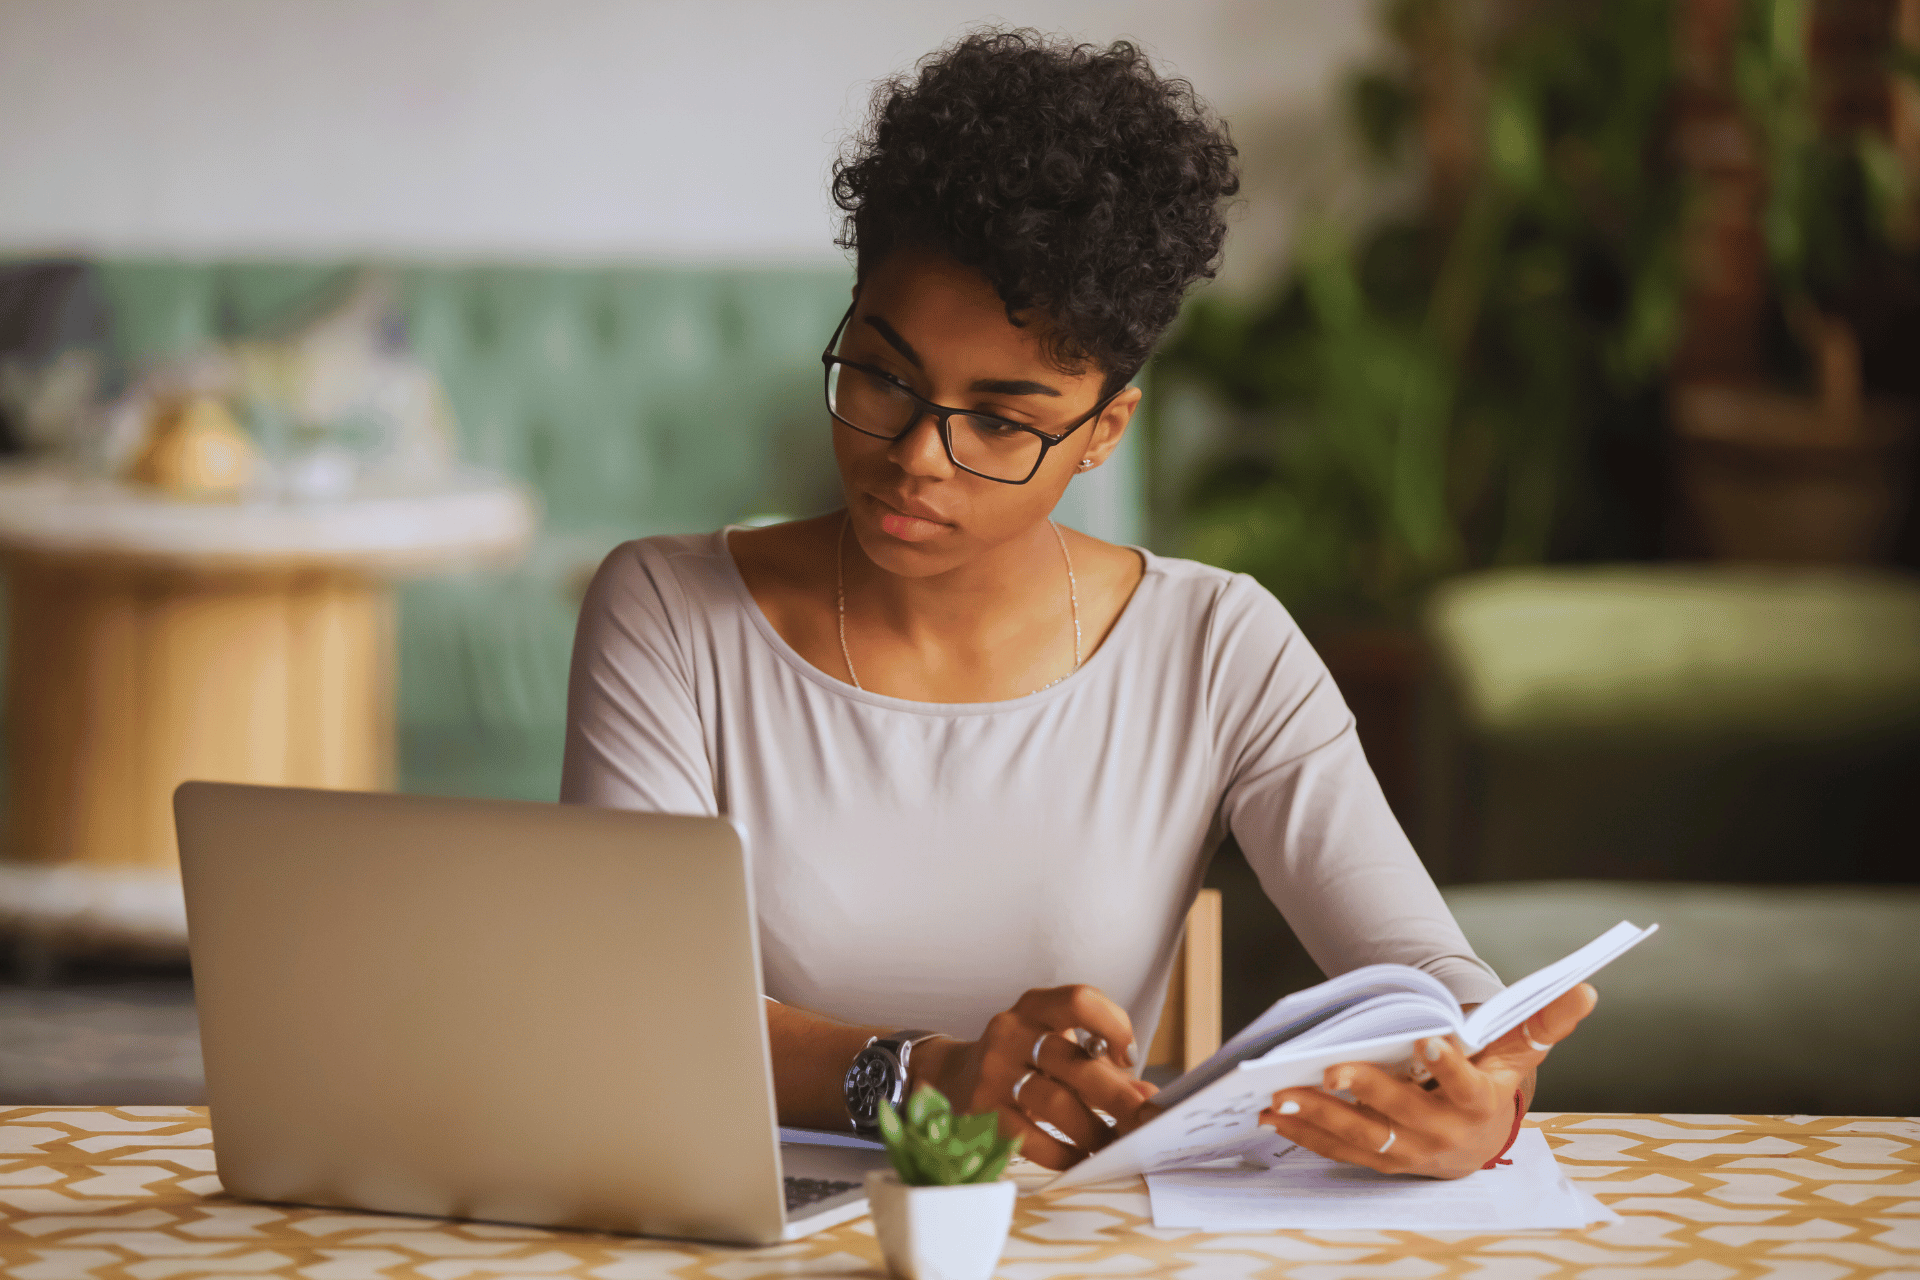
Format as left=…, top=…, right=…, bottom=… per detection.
left=5, top=260, right=1145, bottom=808
left=1421, top=564, right=1920, bottom=885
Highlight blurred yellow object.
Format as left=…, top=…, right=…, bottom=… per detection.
left=127, top=395, right=254, bottom=499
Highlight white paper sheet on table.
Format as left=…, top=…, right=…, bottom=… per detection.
left=1146, top=1129, right=1617, bottom=1231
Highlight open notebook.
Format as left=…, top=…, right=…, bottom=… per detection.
left=1050, top=920, right=1657, bottom=1191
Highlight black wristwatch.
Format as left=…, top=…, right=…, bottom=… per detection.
left=844, top=1029, right=942, bottom=1137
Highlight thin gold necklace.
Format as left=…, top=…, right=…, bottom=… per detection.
left=835, top=512, right=1081, bottom=696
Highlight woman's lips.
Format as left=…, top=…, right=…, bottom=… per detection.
left=871, top=495, right=950, bottom=542
left=879, top=511, right=947, bottom=541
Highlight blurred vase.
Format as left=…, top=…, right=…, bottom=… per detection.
left=1672, top=381, right=1914, bottom=562
left=127, top=394, right=254, bottom=500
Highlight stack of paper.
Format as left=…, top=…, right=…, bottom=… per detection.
left=1145, top=1129, right=1614, bottom=1231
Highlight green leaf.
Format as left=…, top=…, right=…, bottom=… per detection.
left=1486, top=82, right=1544, bottom=192
left=877, top=1098, right=904, bottom=1146
left=891, top=1145, right=925, bottom=1185
left=905, top=1085, right=949, bottom=1129
left=876, top=1085, right=1014, bottom=1185
left=955, top=1112, right=997, bottom=1144
left=876, top=1099, right=922, bottom=1183
left=974, top=1133, right=1023, bottom=1184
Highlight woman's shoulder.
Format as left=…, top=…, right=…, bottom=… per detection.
left=1132, top=550, right=1301, bottom=637
left=582, top=528, right=744, bottom=626
left=600, top=528, right=732, bottom=572
left=589, top=518, right=841, bottom=624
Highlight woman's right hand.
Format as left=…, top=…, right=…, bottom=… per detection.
left=911, top=985, right=1159, bottom=1170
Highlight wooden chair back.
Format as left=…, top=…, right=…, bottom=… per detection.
left=1144, top=888, right=1222, bottom=1074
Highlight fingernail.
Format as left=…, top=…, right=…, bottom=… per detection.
left=1423, top=1037, right=1446, bottom=1062
left=1331, top=1069, right=1353, bottom=1091
left=1278, top=1099, right=1301, bottom=1116
left=1125, top=1042, right=1138, bottom=1068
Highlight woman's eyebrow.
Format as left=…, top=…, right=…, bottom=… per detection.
left=968, top=377, right=1062, bottom=397
left=862, top=316, right=923, bottom=368
left=862, top=315, right=1064, bottom=397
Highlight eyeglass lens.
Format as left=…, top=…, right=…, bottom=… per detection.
left=827, top=363, right=1043, bottom=482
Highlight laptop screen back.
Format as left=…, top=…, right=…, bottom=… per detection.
left=176, top=782, right=787, bottom=1244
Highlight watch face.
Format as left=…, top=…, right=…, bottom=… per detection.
left=845, top=1046, right=902, bottom=1127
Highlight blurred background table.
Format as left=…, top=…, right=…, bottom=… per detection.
left=0, top=1108, right=1913, bottom=1279
left=0, top=466, right=534, bottom=967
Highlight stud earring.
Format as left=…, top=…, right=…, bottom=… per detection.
left=1077, top=459, right=1096, bottom=471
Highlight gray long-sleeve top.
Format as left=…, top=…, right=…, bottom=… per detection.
left=562, top=530, right=1502, bottom=1050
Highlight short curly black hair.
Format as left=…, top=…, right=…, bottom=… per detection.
left=832, top=29, right=1239, bottom=395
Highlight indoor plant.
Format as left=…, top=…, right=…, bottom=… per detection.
left=1154, top=0, right=1686, bottom=828
left=1159, top=0, right=1685, bottom=623
left=866, top=1086, right=1022, bottom=1280
left=1670, top=0, right=1918, bottom=562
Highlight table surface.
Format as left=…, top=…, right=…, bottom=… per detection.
left=0, top=465, right=535, bottom=572
left=1, top=1109, right=1914, bottom=1279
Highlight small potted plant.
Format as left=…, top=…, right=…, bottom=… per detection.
left=867, top=1086, right=1022, bottom=1280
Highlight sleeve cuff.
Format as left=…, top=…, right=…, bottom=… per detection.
left=1421, top=956, right=1507, bottom=1008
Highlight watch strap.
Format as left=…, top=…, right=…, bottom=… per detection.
left=880, top=1028, right=943, bottom=1080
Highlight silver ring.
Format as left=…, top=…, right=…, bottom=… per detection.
left=1076, top=1030, right=1109, bottom=1061
left=1012, top=1070, right=1036, bottom=1106
left=1523, top=1020, right=1551, bottom=1053
left=1376, top=1128, right=1396, bottom=1155
left=1029, top=1032, right=1051, bottom=1068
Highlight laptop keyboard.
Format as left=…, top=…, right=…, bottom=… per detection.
left=785, top=1176, right=861, bottom=1213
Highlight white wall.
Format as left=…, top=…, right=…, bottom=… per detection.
left=0, top=0, right=1377, bottom=287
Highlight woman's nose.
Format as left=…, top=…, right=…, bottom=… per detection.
left=888, top=412, right=954, bottom=478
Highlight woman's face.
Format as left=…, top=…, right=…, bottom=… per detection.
left=830, top=246, right=1138, bottom=578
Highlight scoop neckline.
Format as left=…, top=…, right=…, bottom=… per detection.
left=716, top=524, right=1157, bottom=717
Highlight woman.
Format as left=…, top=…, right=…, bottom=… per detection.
left=563, top=30, right=1594, bottom=1178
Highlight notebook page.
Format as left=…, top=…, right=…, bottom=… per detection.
left=1461, top=921, right=1658, bottom=1051
left=1271, top=992, right=1463, bottom=1058
left=1152, top=964, right=1457, bottom=1110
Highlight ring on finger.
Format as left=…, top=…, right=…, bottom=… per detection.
left=1075, top=1029, right=1109, bottom=1061
left=1376, top=1128, right=1396, bottom=1155
left=1012, top=1070, right=1037, bottom=1106
left=1522, top=1020, right=1552, bottom=1053
left=1029, top=1032, right=1052, bottom=1068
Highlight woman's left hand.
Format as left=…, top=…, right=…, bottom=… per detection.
left=1257, top=983, right=1598, bottom=1180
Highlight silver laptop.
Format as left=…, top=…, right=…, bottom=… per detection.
left=174, top=781, right=887, bottom=1245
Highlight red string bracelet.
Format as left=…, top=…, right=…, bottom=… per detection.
left=1481, top=1088, right=1526, bottom=1168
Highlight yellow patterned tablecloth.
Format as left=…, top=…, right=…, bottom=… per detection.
left=1, top=1109, right=1915, bottom=1278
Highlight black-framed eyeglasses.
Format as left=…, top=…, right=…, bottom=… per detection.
left=820, top=302, right=1118, bottom=485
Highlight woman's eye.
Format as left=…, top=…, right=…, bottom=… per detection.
left=859, top=368, right=912, bottom=398
left=969, top=416, right=1025, bottom=436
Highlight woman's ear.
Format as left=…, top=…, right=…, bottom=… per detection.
left=1079, top=386, right=1143, bottom=469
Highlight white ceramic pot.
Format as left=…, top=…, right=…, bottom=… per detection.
left=865, top=1169, right=1017, bottom=1280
